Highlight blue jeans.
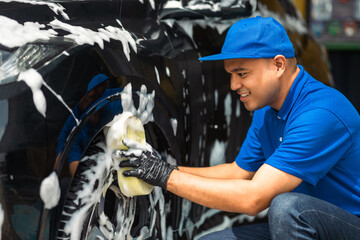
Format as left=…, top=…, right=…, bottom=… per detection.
left=199, top=192, right=360, bottom=240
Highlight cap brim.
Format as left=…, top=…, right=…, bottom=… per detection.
left=199, top=53, right=262, bottom=61
left=199, top=53, right=228, bottom=61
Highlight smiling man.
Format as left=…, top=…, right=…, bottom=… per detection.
left=117, top=16, right=360, bottom=239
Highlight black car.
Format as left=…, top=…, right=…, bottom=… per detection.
left=0, top=0, right=332, bottom=239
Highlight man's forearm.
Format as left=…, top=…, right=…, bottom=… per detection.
left=166, top=169, right=261, bottom=215
left=167, top=164, right=303, bottom=216
left=178, top=161, right=254, bottom=180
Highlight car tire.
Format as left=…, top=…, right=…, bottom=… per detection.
left=56, top=124, right=171, bottom=240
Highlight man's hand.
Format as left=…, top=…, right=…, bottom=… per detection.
left=113, top=138, right=178, bottom=189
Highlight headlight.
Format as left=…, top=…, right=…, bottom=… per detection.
left=0, top=43, right=70, bottom=85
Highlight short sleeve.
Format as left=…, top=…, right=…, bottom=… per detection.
left=235, top=110, right=266, bottom=171
left=67, top=143, right=83, bottom=165
left=56, top=108, right=79, bottom=156
left=266, top=109, right=352, bottom=186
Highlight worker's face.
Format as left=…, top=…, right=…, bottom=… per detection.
left=225, top=58, right=281, bottom=111
left=79, top=83, right=106, bottom=111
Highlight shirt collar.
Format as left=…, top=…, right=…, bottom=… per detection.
left=277, top=65, right=306, bottom=120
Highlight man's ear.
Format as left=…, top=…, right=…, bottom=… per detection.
left=273, top=55, right=286, bottom=73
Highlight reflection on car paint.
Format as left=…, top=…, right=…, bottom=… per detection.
left=0, top=100, right=8, bottom=142
left=17, top=68, right=79, bottom=123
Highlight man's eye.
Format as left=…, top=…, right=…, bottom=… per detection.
left=237, top=73, right=246, bottom=77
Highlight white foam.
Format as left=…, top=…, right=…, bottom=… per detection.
left=17, top=68, right=47, bottom=117
left=40, top=171, right=61, bottom=209
left=0, top=15, right=57, bottom=49
left=161, top=0, right=261, bottom=48
left=178, top=204, right=268, bottom=239
left=64, top=144, right=113, bottom=239
left=175, top=20, right=198, bottom=48
left=202, top=92, right=207, bottom=102
left=162, top=19, right=176, bottom=29
left=120, top=83, right=137, bottom=115
left=209, top=140, right=227, bottom=166
left=148, top=187, right=167, bottom=239
left=0, top=15, right=138, bottom=61
left=255, top=3, right=307, bottom=35
left=170, top=118, right=178, bottom=136
left=149, top=0, right=155, bottom=9
left=214, top=90, right=218, bottom=109
left=178, top=198, right=192, bottom=236
left=201, top=75, right=205, bottom=86
left=236, top=99, right=241, bottom=117
left=165, top=0, right=244, bottom=11
left=154, top=66, right=160, bottom=84
left=163, top=0, right=183, bottom=9
left=224, top=93, right=232, bottom=127
left=194, top=208, right=268, bottom=239
left=119, top=83, right=155, bottom=125
left=0, top=203, right=3, bottom=239
left=42, top=80, right=79, bottom=124
left=165, top=153, right=177, bottom=166
left=164, top=4, right=247, bottom=42
left=49, top=19, right=137, bottom=61
left=182, top=69, right=186, bottom=79
left=0, top=0, right=69, bottom=20
left=186, top=0, right=221, bottom=11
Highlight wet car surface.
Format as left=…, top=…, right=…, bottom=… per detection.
left=0, top=0, right=332, bottom=239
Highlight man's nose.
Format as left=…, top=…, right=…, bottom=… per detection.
left=87, top=89, right=96, bottom=97
left=230, top=77, right=242, bottom=91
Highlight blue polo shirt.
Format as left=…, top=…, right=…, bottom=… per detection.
left=56, top=88, right=123, bottom=164
left=235, top=65, right=360, bottom=215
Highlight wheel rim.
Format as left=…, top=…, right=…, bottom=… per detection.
left=57, top=142, right=167, bottom=240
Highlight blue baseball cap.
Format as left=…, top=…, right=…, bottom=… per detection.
left=87, top=73, right=108, bottom=93
left=199, top=16, right=295, bottom=61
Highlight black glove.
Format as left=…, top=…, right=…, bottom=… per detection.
left=113, top=138, right=178, bottom=189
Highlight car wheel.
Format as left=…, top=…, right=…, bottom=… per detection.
left=56, top=133, right=168, bottom=240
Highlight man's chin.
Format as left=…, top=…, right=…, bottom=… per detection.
left=243, top=102, right=261, bottom=112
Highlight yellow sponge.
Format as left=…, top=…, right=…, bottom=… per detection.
left=105, top=112, right=154, bottom=197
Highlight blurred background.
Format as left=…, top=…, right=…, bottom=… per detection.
left=293, top=0, right=360, bottom=113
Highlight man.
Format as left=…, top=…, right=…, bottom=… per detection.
left=116, top=16, right=360, bottom=239
left=55, top=74, right=123, bottom=176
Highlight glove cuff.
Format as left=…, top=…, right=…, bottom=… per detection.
left=159, top=163, right=178, bottom=189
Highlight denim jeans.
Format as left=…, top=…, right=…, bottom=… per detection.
left=199, top=192, right=360, bottom=240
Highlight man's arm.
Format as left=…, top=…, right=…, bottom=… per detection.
left=117, top=139, right=302, bottom=215
left=179, top=161, right=255, bottom=180
left=167, top=163, right=302, bottom=216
